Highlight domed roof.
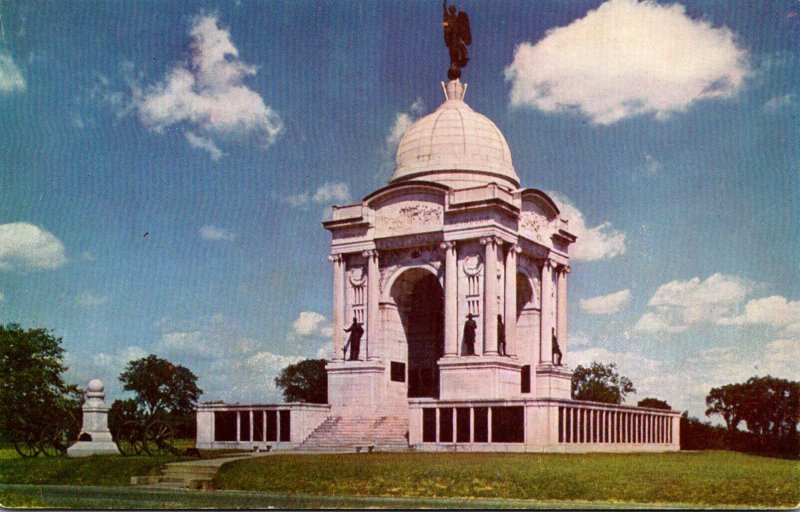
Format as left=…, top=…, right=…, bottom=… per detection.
left=392, top=80, right=519, bottom=189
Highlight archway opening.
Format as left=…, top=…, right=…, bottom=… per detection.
left=516, top=272, right=533, bottom=319
left=390, top=268, right=444, bottom=398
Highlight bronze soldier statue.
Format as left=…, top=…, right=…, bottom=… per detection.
left=552, top=327, right=562, bottom=366
left=443, top=0, right=471, bottom=80
left=343, top=317, right=364, bottom=361
left=497, top=314, right=506, bottom=356
left=463, top=313, right=477, bottom=355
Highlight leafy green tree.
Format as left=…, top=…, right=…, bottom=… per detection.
left=0, top=324, right=81, bottom=439
left=571, top=362, right=635, bottom=404
left=118, top=355, right=202, bottom=419
left=275, top=359, right=328, bottom=404
left=705, top=383, right=745, bottom=432
left=637, top=397, right=671, bottom=410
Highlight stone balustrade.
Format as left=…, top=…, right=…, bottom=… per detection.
left=196, top=402, right=330, bottom=450
left=409, top=398, right=680, bottom=452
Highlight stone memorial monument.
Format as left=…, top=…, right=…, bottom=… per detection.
left=67, top=379, right=121, bottom=457
left=195, top=6, right=681, bottom=453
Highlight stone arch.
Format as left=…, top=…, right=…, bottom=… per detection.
left=387, top=267, right=444, bottom=398
left=381, top=263, right=441, bottom=303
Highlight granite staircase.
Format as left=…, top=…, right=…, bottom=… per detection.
left=298, top=416, right=409, bottom=452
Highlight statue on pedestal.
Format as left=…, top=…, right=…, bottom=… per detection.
left=343, top=317, right=364, bottom=360
left=463, top=313, right=477, bottom=355
left=443, top=0, right=471, bottom=80
left=497, top=314, right=506, bottom=356
left=552, top=327, right=562, bottom=366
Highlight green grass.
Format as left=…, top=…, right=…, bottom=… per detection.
left=214, top=451, right=800, bottom=508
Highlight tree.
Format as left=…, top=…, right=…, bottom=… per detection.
left=571, top=362, right=635, bottom=404
left=705, top=383, right=745, bottom=432
left=638, top=397, right=671, bottom=410
left=118, top=355, right=201, bottom=419
left=0, top=324, right=81, bottom=438
left=275, top=359, right=328, bottom=404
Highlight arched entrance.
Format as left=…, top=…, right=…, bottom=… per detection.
left=390, top=268, right=444, bottom=398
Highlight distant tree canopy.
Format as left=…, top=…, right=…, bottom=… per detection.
left=118, top=354, right=202, bottom=418
left=0, top=324, right=81, bottom=437
left=637, top=397, right=671, bottom=410
left=275, top=359, right=328, bottom=404
left=571, top=362, right=635, bottom=405
left=706, top=376, right=799, bottom=440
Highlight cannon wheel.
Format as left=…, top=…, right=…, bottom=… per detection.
left=115, top=420, right=144, bottom=456
left=143, top=420, right=176, bottom=456
left=40, top=415, right=79, bottom=456
left=14, top=431, right=40, bottom=458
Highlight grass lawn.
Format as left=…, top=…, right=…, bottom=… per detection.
left=215, top=450, right=800, bottom=508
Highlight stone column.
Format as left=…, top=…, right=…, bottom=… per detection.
left=557, top=265, right=569, bottom=364
left=504, top=244, right=519, bottom=356
left=540, top=259, right=554, bottom=364
left=441, top=241, right=458, bottom=357
left=481, top=237, right=500, bottom=355
left=329, top=254, right=345, bottom=360
left=364, top=249, right=380, bottom=360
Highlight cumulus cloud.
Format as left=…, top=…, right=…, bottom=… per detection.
left=548, top=192, right=626, bottom=262
left=635, top=273, right=753, bottom=332
left=75, top=291, right=108, bottom=308
left=200, top=224, right=236, bottom=241
left=505, top=0, right=749, bottom=125
left=717, top=295, right=800, bottom=327
left=580, top=289, right=631, bottom=315
left=292, top=311, right=333, bottom=338
left=0, top=51, right=26, bottom=93
left=285, top=182, right=352, bottom=208
left=0, top=222, right=68, bottom=271
left=133, top=15, right=283, bottom=157
left=386, top=98, right=425, bottom=148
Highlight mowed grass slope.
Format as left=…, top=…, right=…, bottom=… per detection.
left=214, top=451, right=800, bottom=507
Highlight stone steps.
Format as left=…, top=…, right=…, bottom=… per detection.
left=298, top=416, right=409, bottom=452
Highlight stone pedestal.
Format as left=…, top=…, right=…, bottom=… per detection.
left=326, top=360, right=392, bottom=418
left=67, top=379, right=121, bottom=457
left=438, top=356, right=522, bottom=400
left=534, top=364, right=572, bottom=400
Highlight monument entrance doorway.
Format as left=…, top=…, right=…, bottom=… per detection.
left=390, top=267, right=444, bottom=399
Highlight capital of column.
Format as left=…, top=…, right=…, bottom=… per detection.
left=361, top=249, right=379, bottom=260
left=479, top=236, right=503, bottom=247
left=439, top=241, right=457, bottom=251
left=507, top=243, right=521, bottom=255
left=328, top=254, right=343, bottom=263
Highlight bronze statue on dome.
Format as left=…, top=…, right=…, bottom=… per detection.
left=443, top=0, right=471, bottom=80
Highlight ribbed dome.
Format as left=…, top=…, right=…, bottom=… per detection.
left=392, top=80, right=519, bottom=189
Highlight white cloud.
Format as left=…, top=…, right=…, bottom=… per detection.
left=158, top=330, right=222, bottom=360
left=549, top=192, right=626, bottom=262
left=759, top=338, right=800, bottom=378
left=200, top=224, right=236, bottom=241
left=134, top=15, right=283, bottom=157
left=718, top=295, right=800, bottom=327
left=0, top=222, right=68, bottom=271
left=0, top=51, right=26, bottom=93
left=185, top=131, right=224, bottom=160
left=505, top=0, right=749, bottom=125
left=635, top=273, right=753, bottom=332
left=75, top=291, right=108, bottom=308
left=580, top=289, right=631, bottom=315
left=292, top=311, right=333, bottom=338
left=763, top=93, right=796, bottom=113
left=286, top=182, right=352, bottom=208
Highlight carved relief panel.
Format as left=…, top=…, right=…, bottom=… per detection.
left=374, top=195, right=444, bottom=238
left=520, top=199, right=556, bottom=247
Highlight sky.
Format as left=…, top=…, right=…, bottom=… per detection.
left=1, top=0, right=798, bottom=420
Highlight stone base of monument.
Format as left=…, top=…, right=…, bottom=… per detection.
left=67, top=439, right=121, bottom=457
left=438, top=355, right=522, bottom=400
left=327, top=359, right=389, bottom=417
left=534, top=363, right=572, bottom=400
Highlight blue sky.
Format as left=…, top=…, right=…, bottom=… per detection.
left=1, top=0, right=797, bottom=419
